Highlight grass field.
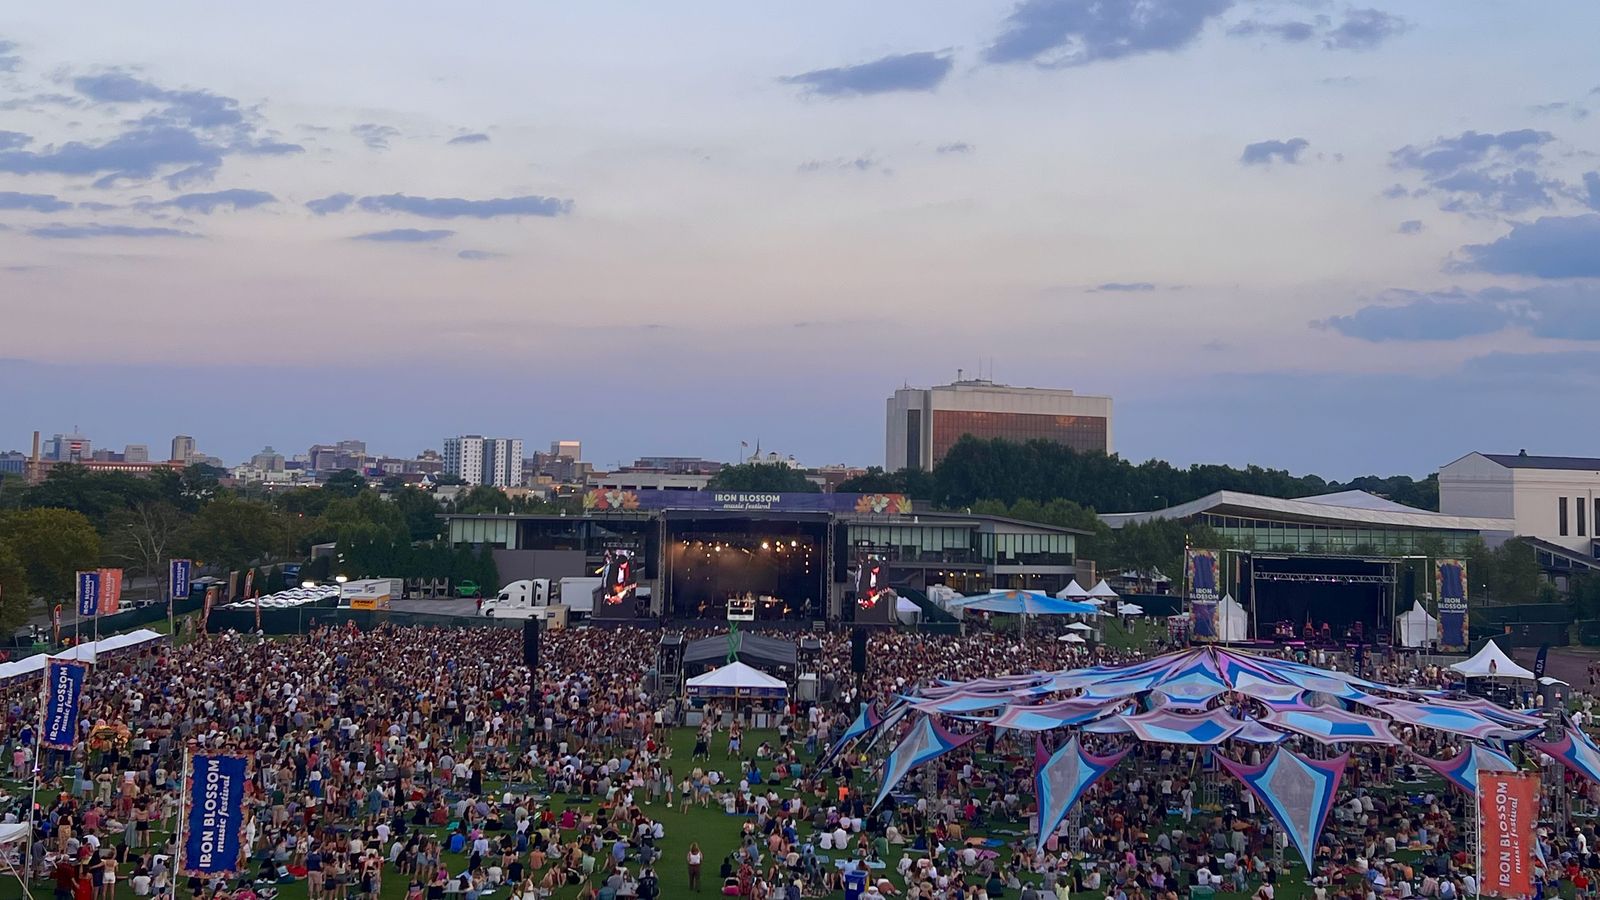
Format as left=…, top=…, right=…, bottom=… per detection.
left=0, top=723, right=1518, bottom=900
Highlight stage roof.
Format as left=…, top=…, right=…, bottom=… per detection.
left=1099, top=489, right=1513, bottom=533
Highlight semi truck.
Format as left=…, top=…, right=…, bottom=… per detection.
left=480, top=577, right=604, bottom=620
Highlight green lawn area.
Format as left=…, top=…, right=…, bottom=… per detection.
left=1099, top=617, right=1167, bottom=651
left=0, top=726, right=1513, bottom=900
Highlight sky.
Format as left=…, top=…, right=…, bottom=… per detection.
left=2, top=1, right=1598, bottom=477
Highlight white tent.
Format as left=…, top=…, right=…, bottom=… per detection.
left=1119, top=603, right=1145, bottom=616
left=685, top=661, right=789, bottom=698
left=894, top=595, right=922, bottom=625
left=0, top=628, right=164, bottom=684
left=1087, top=580, right=1119, bottom=599
left=1082, top=598, right=1106, bottom=607
left=1394, top=602, right=1440, bottom=648
left=1216, top=594, right=1249, bottom=643
left=1058, top=633, right=1086, bottom=643
left=1450, top=640, right=1536, bottom=680
left=1066, top=622, right=1093, bottom=631
left=1057, top=580, right=1089, bottom=599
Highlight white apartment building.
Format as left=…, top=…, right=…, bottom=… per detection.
left=1439, top=452, right=1600, bottom=556
left=443, top=435, right=524, bottom=487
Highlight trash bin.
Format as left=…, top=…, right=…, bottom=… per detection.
left=844, top=868, right=867, bottom=900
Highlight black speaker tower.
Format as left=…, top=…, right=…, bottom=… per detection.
left=850, top=628, right=867, bottom=674
left=523, top=618, right=539, bottom=667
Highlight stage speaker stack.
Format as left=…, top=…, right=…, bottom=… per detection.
left=522, top=619, right=539, bottom=667
left=851, top=628, right=867, bottom=674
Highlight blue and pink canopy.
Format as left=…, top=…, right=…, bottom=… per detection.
left=1217, top=749, right=1349, bottom=868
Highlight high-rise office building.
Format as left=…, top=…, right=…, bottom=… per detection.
left=46, top=432, right=92, bottom=462
left=886, top=379, right=1113, bottom=471
left=123, top=444, right=150, bottom=463
left=171, top=435, right=196, bottom=463
left=550, top=440, right=581, bottom=460
left=251, top=446, right=287, bottom=472
left=443, top=435, right=524, bottom=487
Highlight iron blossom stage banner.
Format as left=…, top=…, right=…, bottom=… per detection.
left=1477, top=770, right=1537, bottom=898
left=183, top=753, right=249, bottom=877
left=42, top=658, right=87, bottom=751
left=1187, top=549, right=1220, bottom=603
left=584, top=489, right=912, bottom=514
left=1435, top=559, right=1469, bottom=652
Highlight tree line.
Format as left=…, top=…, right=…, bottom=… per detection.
left=836, top=436, right=1439, bottom=512
left=0, top=465, right=509, bottom=632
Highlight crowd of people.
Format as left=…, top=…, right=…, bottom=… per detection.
left=0, top=618, right=1582, bottom=900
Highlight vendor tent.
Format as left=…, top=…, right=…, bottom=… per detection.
left=1395, top=602, right=1440, bottom=648
left=1216, top=594, right=1249, bottom=643
left=0, top=628, right=164, bottom=685
left=1450, top=639, right=1536, bottom=680
left=685, top=660, right=788, bottom=699
left=1087, top=580, right=1119, bottom=600
left=1057, top=580, right=1089, bottom=599
left=683, top=632, right=796, bottom=671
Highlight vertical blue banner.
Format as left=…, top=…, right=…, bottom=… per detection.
left=42, top=659, right=86, bottom=751
left=76, top=571, right=101, bottom=617
left=170, top=559, right=192, bottom=600
left=182, top=754, right=249, bottom=876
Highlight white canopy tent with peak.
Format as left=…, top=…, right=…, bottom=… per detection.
left=1215, top=594, right=1249, bottom=643
left=1394, top=602, right=1440, bottom=649
left=1449, top=639, right=1536, bottom=680
left=1056, top=580, right=1089, bottom=599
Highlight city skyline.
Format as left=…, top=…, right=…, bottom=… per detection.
left=3, top=3, right=1599, bottom=476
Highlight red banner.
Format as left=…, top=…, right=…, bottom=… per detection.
left=97, top=568, right=124, bottom=615
left=1478, top=771, right=1538, bottom=898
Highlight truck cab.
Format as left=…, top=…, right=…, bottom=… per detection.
left=480, top=579, right=552, bottom=619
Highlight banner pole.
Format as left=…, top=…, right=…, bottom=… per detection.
left=1474, top=771, right=1482, bottom=900
left=22, top=662, right=48, bottom=888
left=176, top=745, right=188, bottom=900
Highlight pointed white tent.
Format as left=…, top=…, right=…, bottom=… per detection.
left=1216, top=594, right=1249, bottom=643
left=685, top=661, right=789, bottom=698
left=1087, top=580, right=1119, bottom=599
left=1449, top=639, right=1535, bottom=680
left=1394, top=602, right=1440, bottom=648
left=1057, top=580, right=1089, bottom=599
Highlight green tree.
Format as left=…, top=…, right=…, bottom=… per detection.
left=391, top=488, right=442, bottom=542
left=835, top=467, right=937, bottom=500
left=180, top=494, right=285, bottom=572
left=323, top=469, right=368, bottom=499
left=929, top=435, right=1435, bottom=513
left=103, top=502, right=188, bottom=601
left=0, top=507, right=101, bottom=600
left=705, top=463, right=820, bottom=493
left=18, top=465, right=159, bottom=531
left=315, top=491, right=408, bottom=547
left=0, top=541, right=31, bottom=632
left=277, top=487, right=334, bottom=519
left=453, top=485, right=518, bottom=515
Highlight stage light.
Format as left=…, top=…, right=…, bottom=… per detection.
left=791, top=540, right=797, bottom=547
left=762, top=541, right=770, bottom=550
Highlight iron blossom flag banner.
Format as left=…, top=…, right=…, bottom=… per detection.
left=1477, top=771, right=1537, bottom=898
left=1436, top=559, right=1469, bottom=652
left=183, top=753, right=249, bottom=876
left=42, top=658, right=87, bottom=751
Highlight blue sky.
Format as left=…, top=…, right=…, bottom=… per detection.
left=2, top=1, right=1598, bottom=476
